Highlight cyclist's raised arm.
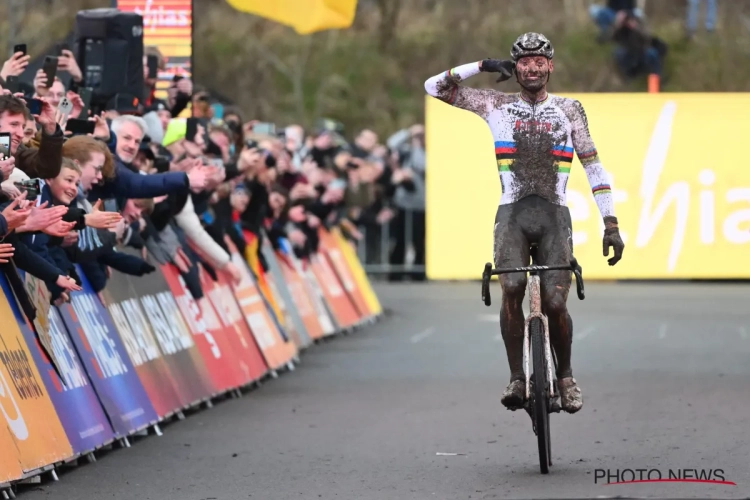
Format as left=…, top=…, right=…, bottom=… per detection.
left=424, top=61, right=501, bottom=117
left=566, top=99, right=616, bottom=222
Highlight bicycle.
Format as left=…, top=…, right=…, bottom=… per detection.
left=481, top=248, right=585, bottom=474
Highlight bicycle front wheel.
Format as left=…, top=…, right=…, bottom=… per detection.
left=530, top=317, right=551, bottom=474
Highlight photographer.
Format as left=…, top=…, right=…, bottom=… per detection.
left=0, top=94, right=64, bottom=183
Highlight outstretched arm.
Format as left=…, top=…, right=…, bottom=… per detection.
left=567, top=99, right=616, bottom=222
left=424, top=61, right=500, bottom=117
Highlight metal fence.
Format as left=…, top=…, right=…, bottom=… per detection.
left=356, top=208, right=426, bottom=279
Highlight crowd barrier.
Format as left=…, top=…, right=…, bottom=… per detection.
left=0, top=226, right=382, bottom=496
left=425, top=93, right=750, bottom=280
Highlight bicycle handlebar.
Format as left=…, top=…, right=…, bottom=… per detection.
left=481, top=258, right=585, bottom=307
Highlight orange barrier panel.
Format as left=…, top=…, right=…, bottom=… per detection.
left=0, top=423, right=22, bottom=483
left=308, top=251, right=360, bottom=329
left=225, top=238, right=297, bottom=370
left=0, top=291, right=73, bottom=474
left=318, top=227, right=372, bottom=319
left=199, top=267, right=268, bottom=384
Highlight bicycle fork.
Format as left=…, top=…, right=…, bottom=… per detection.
left=523, top=274, right=556, bottom=403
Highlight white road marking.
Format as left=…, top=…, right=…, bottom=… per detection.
left=478, top=314, right=497, bottom=322
left=577, top=326, right=595, bottom=340
left=493, top=333, right=503, bottom=342
left=658, top=324, right=668, bottom=339
left=410, top=327, right=435, bottom=344
left=739, top=327, right=748, bottom=340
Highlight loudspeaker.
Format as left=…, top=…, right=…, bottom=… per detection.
left=74, top=8, right=145, bottom=108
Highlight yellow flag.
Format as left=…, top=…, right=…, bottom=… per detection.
left=225, top=0, right=357, bottom=35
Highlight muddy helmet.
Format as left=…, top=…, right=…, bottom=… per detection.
left=510, top=32, right=554, bottom=62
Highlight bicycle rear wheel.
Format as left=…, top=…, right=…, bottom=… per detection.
left=530, top=317, right=551, bottom=474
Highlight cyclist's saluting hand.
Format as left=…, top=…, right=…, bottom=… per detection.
left=602, top=216, right=624, bottom=266
left=480, top=58, right=516, bottom=82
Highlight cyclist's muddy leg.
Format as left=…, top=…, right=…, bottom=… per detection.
left=494, top=204, right=530, bottom=383
left=537, top=206, right=574, bottom=380
left=538, top=204, right=583, bottom=413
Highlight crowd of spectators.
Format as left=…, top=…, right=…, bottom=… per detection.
left=0, top=41, right=426, bottom=321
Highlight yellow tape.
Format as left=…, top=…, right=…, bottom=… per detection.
left=426, top=93, right=750, bottom=279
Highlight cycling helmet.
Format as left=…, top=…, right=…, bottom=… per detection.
left=510, top=32, right=554, bottom=62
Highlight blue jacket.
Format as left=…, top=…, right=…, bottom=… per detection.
left=87, top=129, right=189, bottom=209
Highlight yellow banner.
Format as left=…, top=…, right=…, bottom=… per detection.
left=225, top=0, right=357, bottom=35
left=426, top=93, right=750, bottom=280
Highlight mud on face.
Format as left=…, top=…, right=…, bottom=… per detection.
left=509, top=122, right=566, bottom=204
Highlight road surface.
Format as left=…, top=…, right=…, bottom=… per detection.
left=19, top=282, right=750, bottom=499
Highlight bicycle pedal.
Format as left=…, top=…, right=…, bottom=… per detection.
left=549, top=402, right=562, bottom=413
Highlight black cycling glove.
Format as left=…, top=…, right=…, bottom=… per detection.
left=481, top=58, right=516, bottom=82
left=602, top=216, right=624, bottom=266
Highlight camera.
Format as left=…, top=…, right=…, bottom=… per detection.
left=15, top=179, right=40, bottom=201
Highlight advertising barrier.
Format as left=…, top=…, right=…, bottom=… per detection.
left=0, top=276, right=73, bottom=474
left=261, top=237, right=313, bottom=349
left=330, top=227, right=383, bottom=316
left=104, top=254, right=217, bottom=409
left=58, top=267, right=159, bottom=436
left=425, top=93, right=750, bottom=280
left=3, top=276, right=115, bottom=456
left=198, top=266, right=268, bottom=384
left=0, top=226, right=382, bottom=489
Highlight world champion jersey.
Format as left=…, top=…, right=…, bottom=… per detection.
left=424, top=61, right=615, bottom=219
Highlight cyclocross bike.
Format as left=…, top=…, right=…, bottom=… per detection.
left=481, top=247, right=585, bottom=474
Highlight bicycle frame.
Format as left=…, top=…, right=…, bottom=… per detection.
left=481, top=259, right=585, bottom=402
left=522, top=274, right=555, bottom=401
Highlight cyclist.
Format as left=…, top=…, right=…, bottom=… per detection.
left=424, top=33, right=624, bottom=413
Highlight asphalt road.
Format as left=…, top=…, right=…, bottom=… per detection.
left=18, top=282, right=750, bottom=500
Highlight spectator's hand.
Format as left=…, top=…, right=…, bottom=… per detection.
left=221, top=261, right=242, bottom=286
left=61, top=231, right=79, bottom=247
left=238, top=147, right=262, bottom=172
left=173, top=248, right=191, bottom=273
left=89, top=114, right=111, bottom=141
left=111, top=219, right=128, bottom=241
left=42, top=220, right=76, bottom=237
left=176, top=77, right=193, bottom=95
left=349, top=206, right=363, bottom=221
left=58, top=50, right=83, bottom=82
left=170, top=156, right=196, bottom=172
left=307, top=214, right=321, bottom=229
left=1, top=180, right=21, bottom=199
left=67, top=91, right=85, bottom=119
left=0, top=52, right=30, bottom=81
left=56, top=275, right=82, bottom=292
left=288, top=229, right=307, bottom=247
left=0, top=157, right=15, bottom=178
left=290, top=182, right=316, bottom=200
left=33, top=69, right=49, bottom=97
left=288, top=205, right=307, bottom=223
left=1, top=195, right=32, bottom=232
left=54, top=292, right=70, bottom=306
left=56, top=108, right=71, bottom=135
left=348, top=226, right=364, bottom=241
left=321, top=187, right=344, bottom=204
left=376, top=207, right=396, bottom=225
left=85, top=199, right=123, bottom=229
left=0, top=243, right=14, bottom=263
left=187, top=166, right=212, bottom=192
left=34, top=98, right=59, bottom=135
left=18, top=201, right=68, bottom=233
